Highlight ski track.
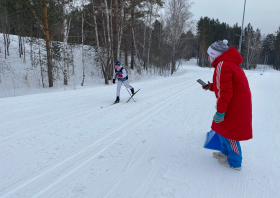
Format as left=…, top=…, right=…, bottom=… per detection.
left=52, top=73, right=213, bottom=198
left=62, top=77, right=209, bottom=198
left=0, top=71, right=211, bottom=197
left=1, top=65, right=280, bottom=198
left=0, top=73, right=208, bottom=143
left=31, top=84, right=200, bottom=198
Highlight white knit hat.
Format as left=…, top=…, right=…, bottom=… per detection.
left=207, top=39, right=229, bottom=62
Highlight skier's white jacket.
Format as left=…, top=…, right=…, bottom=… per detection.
left=113, top=66, right=128, bottom=81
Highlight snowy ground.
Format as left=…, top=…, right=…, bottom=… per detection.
left=0, top=35, right=163, bottom=99
left=0, top=60, right=279, bottom=198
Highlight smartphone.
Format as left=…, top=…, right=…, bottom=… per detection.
left=197, top=79, right=210, bottom=89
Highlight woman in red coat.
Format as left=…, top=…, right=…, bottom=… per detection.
left=204, top=40, right=252, bottom=170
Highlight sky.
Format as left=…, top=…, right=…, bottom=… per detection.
left=191, top=0, right=280, bottom=35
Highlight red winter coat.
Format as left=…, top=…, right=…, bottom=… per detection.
left=210, top=47, right=252, bottom=141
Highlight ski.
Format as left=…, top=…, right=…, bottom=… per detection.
left=126, top=89, right=140, bottom=103
left=101, top=89, right=140, bottom=108
left=101, top=102, right=118, bottom=108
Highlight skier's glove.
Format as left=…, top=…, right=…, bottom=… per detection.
left=113, top=79, right=115, bottom=84
left=213, top=112, right=225, bottom=123
left=117, top=74, right=123, bottom=77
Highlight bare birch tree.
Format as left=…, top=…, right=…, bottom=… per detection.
left=130, top=0, right=135, bottom=70
left=243, top=26, right=262, bottom=69
left=2, top=1, right=10, bottom=59
left=165, top=0, right=193, bottom=75
left=62, top=0, right=72, bottom=85
left=81, top=7, right=85, bottom=86
left=113, top=0, right=119, bottom=60
left=104, top=0, right=113, bottom=84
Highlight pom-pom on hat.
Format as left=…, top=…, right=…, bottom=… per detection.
left=114, top=61, right=121, bottom=66
left=207, top=40, right=229, bottom=62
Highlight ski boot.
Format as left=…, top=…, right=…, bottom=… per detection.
left=114, top=96, right=120, bottom=104
left=131, top=88, right=135, bottom=95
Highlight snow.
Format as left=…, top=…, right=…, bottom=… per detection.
left=1, top=60, right=280, bottom=198
left=0, top=35, right=165, bottom=99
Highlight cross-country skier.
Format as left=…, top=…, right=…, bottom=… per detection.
left=203, top=39, right=253, bottom=171
left=112, top=61, right=135, bottom=103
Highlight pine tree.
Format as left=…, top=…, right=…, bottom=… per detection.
left=197, top=17, right=214, bottom=67
left=275, top=26, right=280, bottom=70
left=261, top=34, right=276, bottom=65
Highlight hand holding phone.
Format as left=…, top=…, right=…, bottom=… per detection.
left=197, top=79, right=210, bottom=89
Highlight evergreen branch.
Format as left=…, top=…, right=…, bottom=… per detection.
left=24, top=0, right=45, bottom=33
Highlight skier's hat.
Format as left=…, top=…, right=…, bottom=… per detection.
left=114, top=61, right=121, bottom=66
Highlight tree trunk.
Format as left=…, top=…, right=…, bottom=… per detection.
left=146, top=3, right=154, bottom=70
left=117, top=2, right=124, bottom=61
left=113, top=0, right=119, bottom=61
left=104, top=0, right=112, bottom=84
left=2, top=1, right=10, bottom=59
left=63, top=1, right=68, bottom=85
left=30, top=22, right=34, bottom=68
left=43, top=1, right=53, bottom=87
left=142, top=21, right=147, bottom=69
left=124, top=31, right=128, bottom=67
left=92, top=0, right=106, bottom=79
left=19, top=36, right=22, bottom=58
left=39, top=45, right=45, bottom=88
left=147, top=28, right=152, bottom=69
left=246, top=32, right=250, bottom=70
left=23, top=37, right=26, bottom=63
left=124, top=5, right=128, bottom=67
left=109, top=0, right=114, bottom=79
left=71, top=44, right=74, bottom=75
left=147, top=26, right=153, bottom=69
left=81, top=10, right=85, bottom=86
left=130, top=0, right=135, bottom=70
left=3, top=33, right=7, bottom=59
left=171, top=44, right=176, bottom=75
left=4, top=33, right=10, bottom=57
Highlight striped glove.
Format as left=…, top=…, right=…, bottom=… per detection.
left=213, top=112, right=225, bottom=123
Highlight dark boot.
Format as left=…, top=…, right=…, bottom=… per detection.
left=131, top=88, right=135, bottom=95
left=114, top=96, right=120, bottom=104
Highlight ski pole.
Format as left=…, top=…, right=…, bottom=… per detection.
left=123, top=82, right=135, bottom=102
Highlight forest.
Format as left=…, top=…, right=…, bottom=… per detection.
left=0, top=0, right=279, bottom=88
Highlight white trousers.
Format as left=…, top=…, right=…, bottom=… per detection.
left=116, top=80, right=132, bottom=97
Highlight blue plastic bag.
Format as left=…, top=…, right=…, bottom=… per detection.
left=204, top=130, right=221, bottom=151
